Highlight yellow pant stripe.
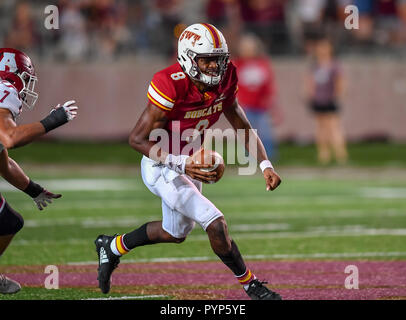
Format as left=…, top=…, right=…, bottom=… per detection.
left=116, top=235, right=129, bottom=255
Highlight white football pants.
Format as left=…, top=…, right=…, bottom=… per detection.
left=141, top=156, right=223, bottom=238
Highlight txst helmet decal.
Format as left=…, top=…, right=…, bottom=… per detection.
left=179, top=30, right=201, bottom=47
left=0, top=52, right=18, bottom=72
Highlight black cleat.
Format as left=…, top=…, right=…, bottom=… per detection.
left=95, top=234, right=120, bottom=294
left=0, top=274, right=21, bottom=294
left=245, top=279, right=282, bottom=300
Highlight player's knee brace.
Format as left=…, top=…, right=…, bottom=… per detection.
left=0, top=202, right=24, bottom=236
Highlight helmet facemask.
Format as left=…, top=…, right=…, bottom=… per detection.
left=186, top=50, right=229, bottom=86
left=19, top=71, right=38, bottom=110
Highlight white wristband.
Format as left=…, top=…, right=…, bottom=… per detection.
left=260, top=160, right=274, bottom=173
left=164, top=154, right=189, bottom=174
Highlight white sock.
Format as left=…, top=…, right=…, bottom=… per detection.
left=110, top=236, right=122, bottom=257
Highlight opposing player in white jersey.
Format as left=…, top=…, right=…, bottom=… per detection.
left=95, top=23, right=282, bottom=299
left=0, top=48, right=78, bottom=294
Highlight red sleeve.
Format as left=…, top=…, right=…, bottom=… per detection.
left=147, top=71, right=177, bottom=112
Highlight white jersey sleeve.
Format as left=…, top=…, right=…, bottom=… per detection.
left=0, top=81, right=22, bottom=119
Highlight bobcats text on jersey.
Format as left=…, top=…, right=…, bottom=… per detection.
left=184, top=102, right=223, bottom=119
left=147, top=62, right=238, bottom=155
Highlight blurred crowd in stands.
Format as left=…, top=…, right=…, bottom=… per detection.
left=0, top=0, right=405, bottom=62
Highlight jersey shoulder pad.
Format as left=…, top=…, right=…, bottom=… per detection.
left=147, top=64, right=183, bottom=112
left=0, top=80, right=22, bottom=119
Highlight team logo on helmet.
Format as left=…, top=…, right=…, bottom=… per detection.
left=179, top=30, right=201, bottom=47
left=0, top=48, right=38, bottom=110
left=0, top=52, right=18, bottom=73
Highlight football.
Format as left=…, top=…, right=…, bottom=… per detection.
left=191, top=149, right=225, bottom=184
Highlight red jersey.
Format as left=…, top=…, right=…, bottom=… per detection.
left=233, top=57, right=275, bottom=111
left=147, top=62, right=238, bottom=155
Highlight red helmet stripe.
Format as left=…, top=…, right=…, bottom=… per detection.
left=201, top=23, right=221, bottom=48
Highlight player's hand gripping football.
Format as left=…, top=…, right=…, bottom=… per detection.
left=185, top=159, right=218, bottom=184
left=263, top=168, right=282, bottom=191
left=33, top=190, right=62, bottom=211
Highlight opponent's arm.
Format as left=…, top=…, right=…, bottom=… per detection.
left=0, top=109, right=45, bottom=149
left=224, top=99, right=281, bottom=191
left=0, top=144, right=30, bottom=190
left=0, top=145, right=61, bottom=210
left=0, top=101, right=78, bottom=149
left=129, top=103, right=216, bottom=183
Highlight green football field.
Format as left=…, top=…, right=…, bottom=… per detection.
left=0, top=142, right=405, bottom=300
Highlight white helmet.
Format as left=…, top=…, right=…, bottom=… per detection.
left=177, top=23, right=229, bottom=86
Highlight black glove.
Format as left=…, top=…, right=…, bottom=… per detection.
left=40, top=100, right=78, bottom=132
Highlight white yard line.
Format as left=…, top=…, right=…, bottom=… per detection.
left=230, top=223, right=290, bottom=231
left=23, top=216, right=160, bottom=228
left=21, top=207, right=406, bottom=229
left=12, top=226, right=406, bottom=247
left=188, top=228, right=406, bottom=241
left=0, top=179, right=139, bottom=192
left=360, top=187, right=406, bottom=199
left=14, top=201, right=158, bottom=211
left=68, top=251, right=406, bottom=266
left=231, top=208, right=406, bottom=219
left=23, top=219, right=291, bottom=231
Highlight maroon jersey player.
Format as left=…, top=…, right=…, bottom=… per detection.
left=95, top=23, right=282, bottom=300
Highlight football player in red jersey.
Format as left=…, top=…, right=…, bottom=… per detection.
left=95, top=24, right=282, bottom=299
left=0, top=48, right=78, bottom=294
